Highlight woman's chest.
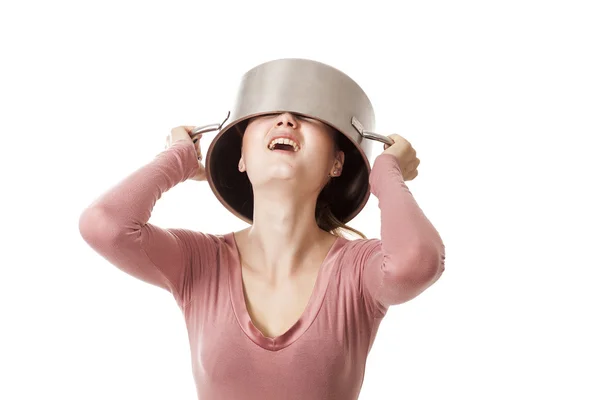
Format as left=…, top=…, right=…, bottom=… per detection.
left=188, top=309, right=360, bottom=395
left=181, top=265, right=376, bottom=393
left=241, top=268, right=319, bottom=338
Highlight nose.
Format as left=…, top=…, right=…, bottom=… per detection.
left=275, top=112, right=298, bottom=129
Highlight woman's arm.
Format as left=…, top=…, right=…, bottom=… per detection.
left=361, top=153, right=446, bottom=317
left=78, top=140, right=212, bottom=308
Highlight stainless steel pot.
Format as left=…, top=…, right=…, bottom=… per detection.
left=191, top=58, right=393, bottom=225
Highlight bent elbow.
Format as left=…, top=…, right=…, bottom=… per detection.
left=377, top=242, right=445, bottom=305
left=79, top=206, right=126, bottom=249
left=388, top=242, right=445, bottom=288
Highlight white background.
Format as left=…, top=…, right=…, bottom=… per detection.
left=1, top=0, right=599, bottom=399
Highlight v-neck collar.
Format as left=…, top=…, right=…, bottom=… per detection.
left=225, top=231, right=346, bottom=351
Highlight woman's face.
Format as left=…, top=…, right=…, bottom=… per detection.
left=238, top=112, right=344, bottom=192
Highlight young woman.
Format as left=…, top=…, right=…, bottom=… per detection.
left=79, top=111, right=445, bottom=399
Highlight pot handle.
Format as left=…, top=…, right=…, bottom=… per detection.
left=351, top=116, right=395, bottom=146
left=190, top=111, right=231, bottom=140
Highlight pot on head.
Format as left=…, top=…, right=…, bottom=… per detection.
left=191, top=58, right=393, bottom=225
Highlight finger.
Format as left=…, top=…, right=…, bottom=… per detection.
left=384, top=134, right=403, bottom=145
left=406, top=158, right=420, bottom=170
left=182, top=126, right=198, bottom=135
left=405, top=169, right=418, bottom=181
left=192, top=137, right=201, bottom=157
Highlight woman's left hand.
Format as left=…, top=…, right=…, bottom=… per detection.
left=381, top=134, right=420, bottom=181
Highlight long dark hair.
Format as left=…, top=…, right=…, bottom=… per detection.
left=315, top=129, right=366, bottom=240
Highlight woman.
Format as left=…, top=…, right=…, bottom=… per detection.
left=79, top=111, right=445, bottom=399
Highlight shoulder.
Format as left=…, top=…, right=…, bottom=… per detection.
left=336, top=235, right=382, bottom=264
left=163, top=227, right=225, bottom=254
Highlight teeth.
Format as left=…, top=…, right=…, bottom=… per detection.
left=268, top=137, right=299, bottom=151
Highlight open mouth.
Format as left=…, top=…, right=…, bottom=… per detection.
left=268, top=138, right=300, bottom=152
left=271, top=143, right=296, bottom=152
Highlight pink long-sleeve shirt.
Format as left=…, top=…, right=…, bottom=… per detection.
left=79, top=139, right=445, bottom=400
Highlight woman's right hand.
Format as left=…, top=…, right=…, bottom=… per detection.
left=166, top=126, right=207, bottom=181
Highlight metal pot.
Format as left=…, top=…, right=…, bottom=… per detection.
left=191, top=58, right=393, bottom=225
